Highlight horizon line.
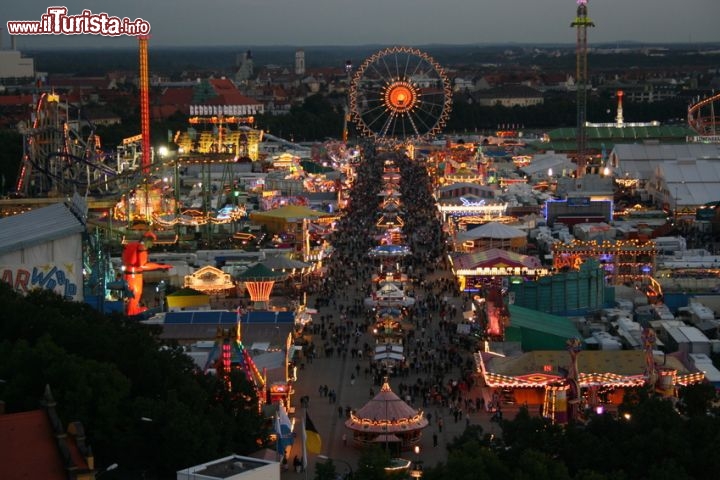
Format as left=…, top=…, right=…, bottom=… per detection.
left=21, top=40, right=720, bottom=52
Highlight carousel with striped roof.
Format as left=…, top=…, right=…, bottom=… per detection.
left=345, top=379, right=429, bottom=450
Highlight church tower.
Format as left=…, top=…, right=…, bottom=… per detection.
left=295, top=49, right=305, bottom=76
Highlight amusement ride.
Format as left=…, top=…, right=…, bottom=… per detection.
left=349, top=46, right=452, bottom=143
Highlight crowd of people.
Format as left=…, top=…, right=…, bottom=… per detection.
left=300, top=150, right=487, bottom=442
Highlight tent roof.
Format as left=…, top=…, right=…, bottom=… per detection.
left=236, top=263, right=288, bottom=281
left=354, top=381, right=417, bottom=420
left=450, top=248, right=541, bottom=270
left=261, top=254, right=311, bottom=271
left=508, top=304, right=581, bottom=339
left=0, top=202, right=85, bottom=256
left=250, top=205, right=329, bottom=221
left=519, top=152, right=575, bottom=176
left=483, top=349, right=691, bottom=379
left=167, top=287, right=208, bottom=297
left=457, top=222, right=526, bottom=241
left=547, top=125, right=695, bottom=141
left=377, top=283, right=404, bottom=297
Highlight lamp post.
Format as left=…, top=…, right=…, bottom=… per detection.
left=317, top=455, right=353, bottom=480
left=673, top=181, right=685, bottom=229
left=411, top=445, right=423, bottom=478
left=547, top=167, right=554, bottom=194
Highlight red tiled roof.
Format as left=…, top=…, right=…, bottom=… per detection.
left=47, top=76, right=110, bottom=89
left=0, top=94, right=34, bottom=106
left=208, top=78, right=262, bottom=106
left=159, top=87, right=194, bottom=106
left=0, top=410, right=67, bottom=480
left=153, top=104, right=187, bottom=119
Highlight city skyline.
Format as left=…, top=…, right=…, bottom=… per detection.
left=4, top=0, right=719, bottom=49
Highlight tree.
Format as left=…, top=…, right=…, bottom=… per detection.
left=314, top=458, right=338, bottom=480
left=353, top=444, right=391, bottom=480
left=678, top=382, right=717, bottom=417
left=0, top=283, right=267, bottom=479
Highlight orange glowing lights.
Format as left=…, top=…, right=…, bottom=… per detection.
left=384, top=81, right=418, bottom=113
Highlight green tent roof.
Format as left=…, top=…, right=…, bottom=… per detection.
left=505, top=304, right=581, bottom=351
left=546, top=124, right=695, bottom=142
left=533, top=124, right=696, bottom=153
left=508, top=304, right=581, bottom=338
left=236, top=263, right=287, bottom=281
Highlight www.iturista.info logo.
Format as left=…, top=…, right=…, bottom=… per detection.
left=7, top=7, right=151, bottom=36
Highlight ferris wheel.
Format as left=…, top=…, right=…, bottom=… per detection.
left=349, top=46, right=452, bottom=142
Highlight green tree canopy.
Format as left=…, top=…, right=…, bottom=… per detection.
left=0, top=283, right=266, bottom=479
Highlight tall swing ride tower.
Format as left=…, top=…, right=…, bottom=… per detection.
left=571, top=0, right=594, bottom=178
left=138, top=35, right=151, bottom=175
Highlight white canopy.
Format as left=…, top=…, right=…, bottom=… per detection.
left=457, top=221, right=526, bottom=241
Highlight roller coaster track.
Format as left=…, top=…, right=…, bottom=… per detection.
left=688, top=91, right=720, bottom=137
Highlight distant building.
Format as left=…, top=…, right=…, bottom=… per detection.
left=84, top=108, right=121, bottom=126
left=473, top=85, right=544, bottom=108
left=156, top=77, right=264, bottom=119
left=235, top=50, right=254, bottom=83
left=0, top=49, right=34, bottom=81
left=294, top=49, right=305, bottom=76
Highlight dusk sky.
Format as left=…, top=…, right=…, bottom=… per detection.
left=4, top=0, right=719, bottom=49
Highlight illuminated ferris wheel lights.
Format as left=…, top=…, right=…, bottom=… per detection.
left=349, top=46, right=451, bottom=142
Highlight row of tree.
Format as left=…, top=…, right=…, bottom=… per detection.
left=0, top=283, right=266, bottom=479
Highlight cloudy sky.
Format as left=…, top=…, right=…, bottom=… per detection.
left=5, top=0, right=719, bottom=49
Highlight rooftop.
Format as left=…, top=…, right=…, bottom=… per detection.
left=178, top=454, right=277, bottom=479
left=0, top=201, right=85, bottom=257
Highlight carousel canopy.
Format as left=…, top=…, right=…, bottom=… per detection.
left=347, top=381, right=428, bottom=433
left=236, top=263, right=288, bottom=281
left=457, top=221, right=526, bottom=241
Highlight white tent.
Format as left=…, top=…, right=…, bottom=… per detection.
left=457, top=222, right=526, bottom=241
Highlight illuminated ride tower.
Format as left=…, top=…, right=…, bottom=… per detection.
left=571, top=0, right=594, bottom=178
left=343, top=59, right=353, bottom=143
left=138, top=35, right=151, bottom=175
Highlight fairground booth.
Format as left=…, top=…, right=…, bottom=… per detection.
left=476, top=345, right=706, bottom=422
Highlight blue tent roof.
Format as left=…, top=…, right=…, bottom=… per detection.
left=164, top=310, right=295, bottom=324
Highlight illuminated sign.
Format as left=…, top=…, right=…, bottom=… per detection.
left=460, top=197, right=486, bottom=206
